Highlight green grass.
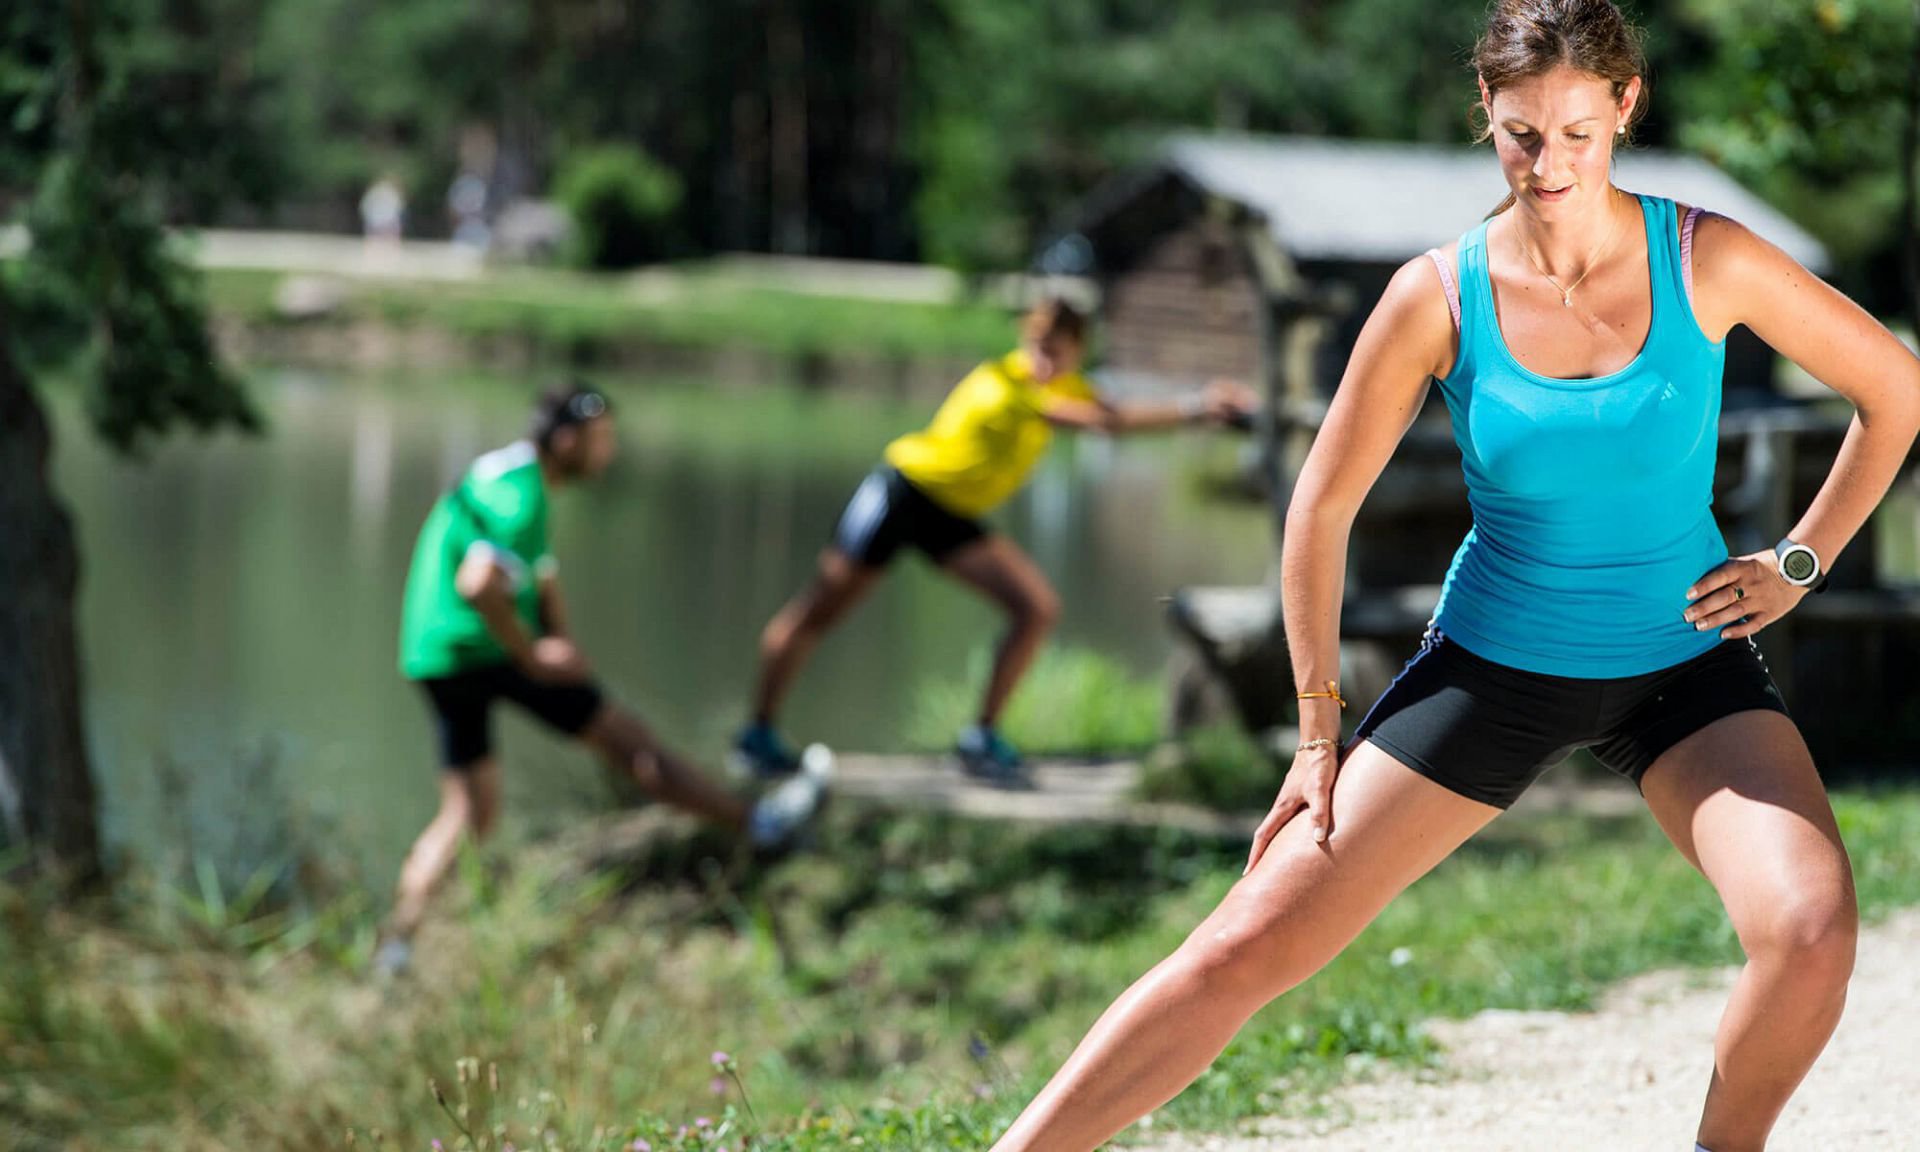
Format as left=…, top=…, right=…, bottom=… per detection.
left=201, top=264, right=1016, bottom=362
left=906, top=645, right=1166, bottom=756
left=7, top=789, right=1920, bottom=1150
left=1137, top=723, right=1284, bottom=812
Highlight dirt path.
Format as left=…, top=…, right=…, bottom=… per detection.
left=1136, top=905, right=1920, bottom=1151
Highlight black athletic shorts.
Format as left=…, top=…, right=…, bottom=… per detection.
left=417, top=662, right=605, bottom=770
left=831, top=465, right=988, bottom=567
left=1351, top=625, right=1790, bottom=809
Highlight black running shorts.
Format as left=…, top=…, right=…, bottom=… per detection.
left=1351, top=626, right=1790, bottom=808
left=417, top=662, right=605, bottom=770
left=831, top=466, right=989, bottom=567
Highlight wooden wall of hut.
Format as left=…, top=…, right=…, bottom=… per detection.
left=1100, top=217, right=1266, bottom=387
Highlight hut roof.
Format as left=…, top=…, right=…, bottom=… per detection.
left=1067, top=133, right=1830, bottom=273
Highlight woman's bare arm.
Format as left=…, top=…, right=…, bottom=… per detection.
left=1684, top=215, right=1920, bottom=638
left=1248, top=253, right=1454, bottom=866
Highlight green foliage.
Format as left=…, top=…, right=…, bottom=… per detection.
left=1137, top=723, right=1282, bottom=812
left=1, top=0, right=267, bottom=452
left=1673, top=0, right=1914, bottom=262
left=556, top=145, right=685, bottom=269
left=907, top=644, right=1165, bottom=755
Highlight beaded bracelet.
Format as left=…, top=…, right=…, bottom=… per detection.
left=1297, top=737, right=1338, bottom=754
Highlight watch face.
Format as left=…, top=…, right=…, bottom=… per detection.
left=1783, top=548, right=1817, bottom=583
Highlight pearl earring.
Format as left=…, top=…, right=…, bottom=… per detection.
left=1617, top=125, right=1626, bottom=135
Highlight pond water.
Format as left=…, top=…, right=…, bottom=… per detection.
left=51, top=369, right=1272, bottom=877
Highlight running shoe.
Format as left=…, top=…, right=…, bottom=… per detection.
left=748, top=742, right=834, bottom=849
left=731, top=721, right=801, bottom=779
left=371, top=935, right=413, bottom=982
left=956, top=724, right=1033, bottom=789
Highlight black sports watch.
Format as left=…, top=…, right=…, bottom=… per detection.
left=1774, top=538, right=1826, bottom=592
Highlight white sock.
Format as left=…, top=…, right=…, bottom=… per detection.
left=1696, top=1144, right=1713, bottom=1152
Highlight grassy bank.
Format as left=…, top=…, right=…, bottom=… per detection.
left=8, top=787, right=1920, bottom=1151
left=202, top=263, right=1016, bottom=367
left=907, top=646, right=1167, bottom=757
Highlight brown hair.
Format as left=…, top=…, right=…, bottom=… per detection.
left=1021, top=296, right=1088, bottom=347
left=1472, top=0, right=1648, bottom=215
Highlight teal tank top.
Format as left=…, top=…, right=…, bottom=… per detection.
left=1431, top=193, right=1728, bottom=678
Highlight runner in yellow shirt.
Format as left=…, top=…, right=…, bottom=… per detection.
left=735, top=298, right=1255, bottom=787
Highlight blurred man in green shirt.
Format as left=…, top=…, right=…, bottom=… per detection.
left=377, top=384, right=829, bottom=976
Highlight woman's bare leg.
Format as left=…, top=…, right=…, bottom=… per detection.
left=1640, top=711, right=1857, bottom=1152
left=990, top=744, right=1500, bottom=1152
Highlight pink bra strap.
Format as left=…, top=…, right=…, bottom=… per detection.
left=1681, top=206, right=1703, bottom=307
left=1427, top=248, right=1461, bottom=331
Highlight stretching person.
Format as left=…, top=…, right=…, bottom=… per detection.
left=376, top=384, right=830, bottom=976
left=734, top=298, right=1255, bottom=786
left=989, top=3, right=1920, bottom=1150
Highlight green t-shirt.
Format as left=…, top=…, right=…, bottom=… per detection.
left=398, top=441, right=555, bottom=679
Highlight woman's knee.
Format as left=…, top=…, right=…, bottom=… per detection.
left=1741, top=881, right=1858, bottom=985
left=1167, top=907, right=1308, bottom=1007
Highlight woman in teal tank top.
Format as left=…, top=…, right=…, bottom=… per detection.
left=989, top=3, right=1920, bottom=1150
left=1434, top=191, right=1730, bottom=678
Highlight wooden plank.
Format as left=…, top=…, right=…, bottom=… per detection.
left=830, top=753, right=1258, bottom=838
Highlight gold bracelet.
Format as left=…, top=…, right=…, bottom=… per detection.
left=1296, top=737, right=1338, bottom=754
left=1296, top=680, right=1348, bottom=710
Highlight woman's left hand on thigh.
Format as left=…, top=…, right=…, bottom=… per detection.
left=1684, top=552, right=1808, bottom=640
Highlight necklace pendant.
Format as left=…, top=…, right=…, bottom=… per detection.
left=1561, top=293, right=1572, bottom=307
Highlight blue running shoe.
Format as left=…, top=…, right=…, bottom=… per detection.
left=956, top=724, right=1033, bottom=789
left=732, top=721, right=800, bottom=780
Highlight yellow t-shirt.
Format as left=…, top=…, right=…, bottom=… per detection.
left=883, top=350, right=1097, bottom=519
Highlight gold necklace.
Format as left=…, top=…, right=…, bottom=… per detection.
left=1516, top=189, right=1624, bottom=307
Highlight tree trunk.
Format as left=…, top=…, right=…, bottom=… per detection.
left=768, top=0, right=809, bottom=254
left=0, top=281, right=103, bottom=886
left=1906, top=0, right=1920, bottom=340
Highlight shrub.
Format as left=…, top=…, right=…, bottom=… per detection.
left=555, top=144, right=683, bottom=269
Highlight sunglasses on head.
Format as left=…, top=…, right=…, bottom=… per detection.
left=564, top=391, right=608, bottom=422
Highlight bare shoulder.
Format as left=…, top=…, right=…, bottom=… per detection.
left=1362, top=250, right=1458, bottom=380
left=1689, top=210, right=1807, bottom=286
left=1680, top=209, right=1819, bottom=339
left=1377, top=249, right=1458, bottom=333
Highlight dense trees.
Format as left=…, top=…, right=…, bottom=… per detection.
left=223, top=1, right=1911, bottom=305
